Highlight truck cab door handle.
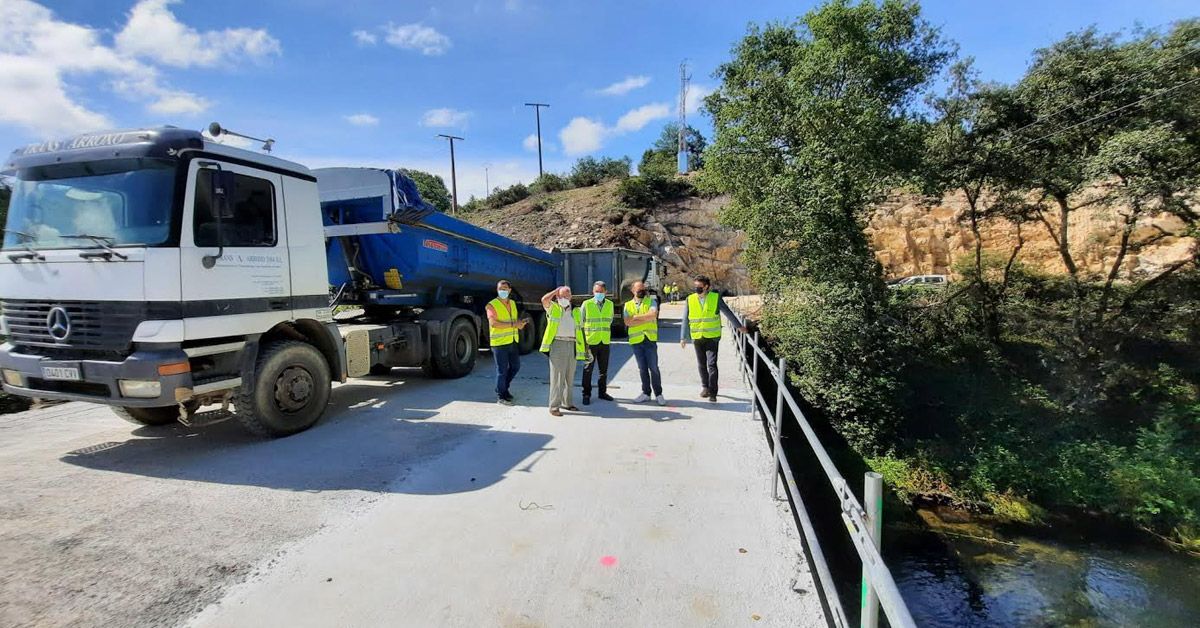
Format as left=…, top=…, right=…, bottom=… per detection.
left=268, top=298, right=290, bottom=310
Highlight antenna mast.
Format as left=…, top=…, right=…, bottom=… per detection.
left=678, top=60, right=691, bottom=174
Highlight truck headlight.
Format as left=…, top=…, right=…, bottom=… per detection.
left=2, top=369, right=24, bottom=387
left=118, top=379, right=161, bottom=398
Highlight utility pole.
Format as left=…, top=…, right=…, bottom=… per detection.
left=524, top=102, right=549, bottom=179
left=483, top=162, right=491, bottom=198
left=437, top=134, right=463, bottom=214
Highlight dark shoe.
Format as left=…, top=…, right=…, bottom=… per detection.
left=498, top=397, right=514, bottom=406
left=700, top=388, right=711, bottom=398
left=708, top=394, right=718, bottom=403
left=549, top=408, right=563, bottom=417
left=598, top=393, right=614, bottom=401
left=582, top=396, right=591, bottom=406
left=564, top=405, right=580, bottom=412
left=503, top=393, right=515, bottom=402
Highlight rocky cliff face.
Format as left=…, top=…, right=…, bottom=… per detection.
left=467, top=182, right=1195, bottom=291
left=867, top=191, right=1197, bottom=280
left=466, top=181, right=750, bottom=291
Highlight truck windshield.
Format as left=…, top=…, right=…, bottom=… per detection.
left=2, top=158, right=176, bottom=250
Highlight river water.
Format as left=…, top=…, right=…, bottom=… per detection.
left=887, top=509, right=1200, bottom=627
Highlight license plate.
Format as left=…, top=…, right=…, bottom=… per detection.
left=41, top=366, right=81, bottom=381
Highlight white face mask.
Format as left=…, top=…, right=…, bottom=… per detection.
left=557, top=297, right=571, bottom=308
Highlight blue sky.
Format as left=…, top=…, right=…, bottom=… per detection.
left=1, top=0, right=1196, bottom=199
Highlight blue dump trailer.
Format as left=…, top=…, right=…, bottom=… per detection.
left=315, top=168, right=661, bottom=378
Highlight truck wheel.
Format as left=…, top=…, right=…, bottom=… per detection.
left=517, top=313, right=537, bottom=355
left=112, top=405, right=179, bottom=427
left=235, top=340, right=332, bottom=437
left=432, top=317, right=477, bottom=378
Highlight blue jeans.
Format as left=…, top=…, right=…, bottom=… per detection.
left=493, top=344, right=520, bottom=399
left=631, top=340, right=662, bottom=396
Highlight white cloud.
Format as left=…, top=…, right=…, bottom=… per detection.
left=595, top=75, right=651, bottom=96
left=383, top=23, right=451, bottom=56
left=686, top=83, right=713, bottom=116
left=558, top=117, right=606, bottom=156
left=421, top=108, right=471, bottom=128
left=352, top=30, right=377, bottom=46
left=556, top=101, right=676, bottom=156
left=0, top=0, right=276, bottom=137
left=115, top=0, right=281, bottom=68
left=615, top=102, right=671, bottom=133
left=345, top=113, right=380, bottom=126
left=146, top=91, right=210, bottom=115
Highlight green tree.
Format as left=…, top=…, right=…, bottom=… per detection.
left=705, top=0, right=950, bottom=448
left=399, top=168, right=451, bottom=213
left=639, top=123, right=707, bottom=176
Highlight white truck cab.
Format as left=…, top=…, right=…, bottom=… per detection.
left=0, top=128, right=343, bottom=435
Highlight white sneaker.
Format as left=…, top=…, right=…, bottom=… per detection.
left=634, top=393, right=651, bottom=403
left=656, top=395, right=667, bottom=406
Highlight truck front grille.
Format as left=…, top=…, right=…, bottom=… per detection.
left=1, top=299, right=169, bottom=357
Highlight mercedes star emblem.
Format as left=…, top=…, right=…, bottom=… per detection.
left=46, top=307, right=71, bottom=341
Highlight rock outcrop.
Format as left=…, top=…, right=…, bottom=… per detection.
left=867, top=190, right=1197, bottom=280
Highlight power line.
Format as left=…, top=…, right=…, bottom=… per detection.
left=1014, top=74, right=1200, bottom=151
left=1009, top=45, right=1199, bottom=138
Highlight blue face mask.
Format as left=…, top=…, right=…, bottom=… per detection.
left=497, top=289, right=510, bottom=299
left=593, top=292, right=605, bottom=304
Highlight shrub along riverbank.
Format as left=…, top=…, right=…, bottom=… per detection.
left=705, top=1, right=1199, bottom=549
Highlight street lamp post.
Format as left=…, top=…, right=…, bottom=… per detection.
left=437, top=134, right=464, bottom=214
left=524, top=103, right=549, bottom=179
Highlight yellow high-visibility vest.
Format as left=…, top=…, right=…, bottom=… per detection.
left=539, top=303, right=587, bottom=360
left=687, top=291, right=722, bottom=339
left=624, top=298, right=658, bottom=344
left=582, top=299, right=614, bottom=345
left=488, top=298, right=519, bottom=347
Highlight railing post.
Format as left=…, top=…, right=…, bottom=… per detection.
left=860, top=472, right=884, bottom=628
left=749, top=331, right=760, bottom=421
left=771, top=357, right=786, bottom=500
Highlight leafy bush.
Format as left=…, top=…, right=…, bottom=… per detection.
left=486, top=183, right=530, bottom=209
left=569, top=156, right=631, bottom=187
left=617, top=175, right=694, bottom=208
left=399, top=168, right=451, bottom=213
left=529, top=173, right=571, bottom=194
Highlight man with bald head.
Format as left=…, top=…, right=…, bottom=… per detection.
left=540, top=285, right=586, bottom=416
left=623, top=280, right=665, bottom=405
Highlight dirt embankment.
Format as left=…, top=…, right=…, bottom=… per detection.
left=466, top=181, right=751, bottom=290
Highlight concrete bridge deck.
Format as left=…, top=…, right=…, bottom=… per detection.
left=0, top=305, right=822, bottom=627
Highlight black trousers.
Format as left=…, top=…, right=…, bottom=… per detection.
left=582, top=343, right=610, bottom=397
left=693, top=337, right=720, bottom=394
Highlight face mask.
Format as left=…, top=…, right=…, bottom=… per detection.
left=593, top=293, right=605, bottom=303
left=557, top=297, right=571, bottom=308
left=497, top=289, right=510, bottom=299
left=694, top=286, right=706, bottom=294
left=634, top=290, right=647, bottom=299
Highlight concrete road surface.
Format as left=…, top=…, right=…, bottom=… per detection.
left=0, top=305, right=823, bottom=627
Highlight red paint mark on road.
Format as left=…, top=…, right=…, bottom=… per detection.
left=644, top=452, right=656, bottom=459
left=600, top=555, right=618, bottom=567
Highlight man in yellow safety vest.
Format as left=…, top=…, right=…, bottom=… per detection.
left=540, top=286, right=587, bottom=417
left=486, top=279, right=527, bottom=405
left=623, top=280, right=665, bottom=405
left=679, top=275, right=746, bottom=402
left=580, top=280, right=615, bottom=405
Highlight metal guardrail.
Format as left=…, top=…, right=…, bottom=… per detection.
left=730, top=322, right=916, bottom=628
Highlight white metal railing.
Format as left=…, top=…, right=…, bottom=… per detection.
left=730, top=322, right=916, bottom=628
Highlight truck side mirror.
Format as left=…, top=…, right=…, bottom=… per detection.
left=199, top=164, right=236, bottom=269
